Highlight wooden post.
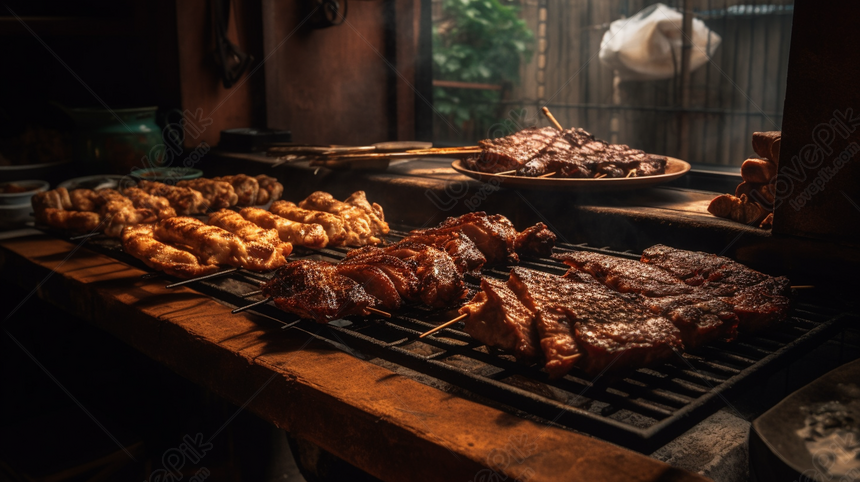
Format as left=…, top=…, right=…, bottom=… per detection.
left=678, top=0, right=693, bottom=162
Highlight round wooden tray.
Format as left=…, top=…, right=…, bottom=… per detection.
left=451, top=157, right=691, bottom=191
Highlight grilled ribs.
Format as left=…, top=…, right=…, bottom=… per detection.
left=468, top=127, right=560, bottom=173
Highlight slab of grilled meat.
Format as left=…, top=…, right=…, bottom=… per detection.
left=337, top=251, right=421, bottom=310
left=506, top=267, right=682, bottom=378
left=640, top=245, right=792, bottom=332
left=262, top=261, right=378, bottom=323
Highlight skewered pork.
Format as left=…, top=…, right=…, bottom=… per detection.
left=402, top=212, right=519, bottom=265
left=261, top=260, right=379, bottom=323
left=346, top=243, right=466, bottom=308
left=208, top=209, right=292, bottom=264
left=136, top=181, right=209, bottom=215
left=122, top=224, right=218, bottom=278
left=255, top=175, right=284, bottom=205
left=459, top=277, right=541, bottom=362
left=39, top=208, right=102, bottom=232
left=298, top=191, right=389, bottom=245
left=153, top=216, right=285, bottom=271
left=99, top=196, right=157, bottom=238
left=239, top=207, right=329, bottom=249
left=270, top=200, right=347, bottom=245
left=213, top=174, right=259, bottom=206
left=176, top=179, right=238, bottom=209
left=124, top=188, right=177, bottom=219
left=32, top=187, right=73, bottom=214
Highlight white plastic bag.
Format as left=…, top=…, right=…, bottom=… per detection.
left=599, top=3, right=721, bottom=81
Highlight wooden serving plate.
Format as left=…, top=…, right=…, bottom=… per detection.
left=451, top=157, right=691, bottom=191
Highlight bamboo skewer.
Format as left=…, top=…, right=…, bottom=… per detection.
left=367, top=307, right=392, bottom=318
left=625, top=170, right=636, bottom=178
left=537, top=172, right=557, bottom=178
left=420, top=313, right=468, bottom=338
left=496, top=170, right=517, bottom=175
left=790, top=285, right=815, bottom=289
left=241, top=289, right=263, bottom=298
left=165, top=267, right=241, bottom=289
left=595, top=173, right=608, bottom=179
left=541, top=107, right=564, bottom=131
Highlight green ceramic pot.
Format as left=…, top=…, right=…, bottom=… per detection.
left=67, top=106, right=173, bottom=175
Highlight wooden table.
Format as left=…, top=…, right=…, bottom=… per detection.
left=0, top=234, right=709, bottom=482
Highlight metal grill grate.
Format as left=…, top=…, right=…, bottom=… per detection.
left=69, top=227, right=853, bottom=453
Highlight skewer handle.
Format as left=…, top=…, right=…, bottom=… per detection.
left=419, top=313, right=468, bottom=338
left=541, top=107, right=564, bottom=131
left=367, top=307, right=392, bottom=318
left=232, top=297, right=273, bottom=314
left=166, top=267, right=240, bottom=289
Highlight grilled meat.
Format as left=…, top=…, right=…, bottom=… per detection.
left=506, top=267, right=682, bottom=378
left=404, top=212, right=519, bottom=265
left=208, top=209, right=291, bottom=269
left=459, top=277, right=541, bottom=362
left=136, top=181, right=209, bottom=215
left=640, top=244, right=769, bottom=293
left=469, top=127, right=560, bottom=173
left=213, top=174, right=260, bottom=206
left=298, top=191, right=389, bottom=245
left=335, top=264, right=403, bottom=310
left=339, top=251, right=420, bottom=303
left=255, top=175, right=284, bottom=205
left=121, top=224, right=218, bottom=278
left=514, top=223, right=556, bottom=258
left=349, top=243, right=467, bottom=308
left=271, top=200, right=347, bottom=246
left=240, top=207, right=329, bottom=249
left=470, top=126, right=667, bottom=178
left=99, top=197, right=157, bottom=238
left=262, top=260, right=378, bottom=323
left=176, top=179, right=238, bottom=209
left=124, top=188, right=177, bottom=219
left=39, top=208, right=102, bottom=232
left=556, top=251, right=694, bottom=297
left=640, top=245, right=791, bottom=332
left=32, top=188, right=73, bottom=215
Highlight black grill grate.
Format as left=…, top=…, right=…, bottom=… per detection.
left=67, top=227, right=854, bottom=453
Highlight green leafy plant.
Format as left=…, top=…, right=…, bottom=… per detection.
left=433, top=0, right=533, bottom=138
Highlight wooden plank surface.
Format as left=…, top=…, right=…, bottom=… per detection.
left=0, top=235, right=709, bottom=482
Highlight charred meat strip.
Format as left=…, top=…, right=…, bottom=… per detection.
left=506, top=267, right=683, bottom=378
left=514, top=223, right=556, bottom=258
left=459, top=277, right=541, bottom=362
left=262, top=261, right=378, bottom=323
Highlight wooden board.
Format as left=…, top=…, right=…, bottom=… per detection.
left=0, top=235, right=708, bottom=482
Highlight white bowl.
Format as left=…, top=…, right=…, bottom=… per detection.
left=0, top=202, right=34, bottom=229
left=0, top=180, right=49, bottom=206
